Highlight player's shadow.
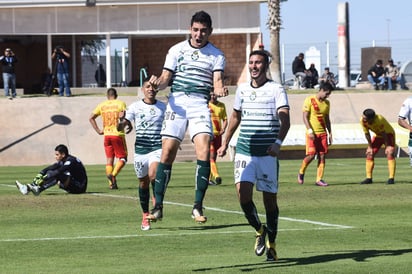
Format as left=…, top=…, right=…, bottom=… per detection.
left=0, top=114, right=71, bottom=153
left=180, top=223, right=249, bottom=231
left=192, top=248, right=412, bottom=272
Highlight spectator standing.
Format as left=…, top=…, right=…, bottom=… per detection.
left=89, top=88, right=130, bottom=190
left=0, top=48, right=18, bottom=99
left=297, top=81, right=333, bottom=187
left=95, top=63, right=107, bottom=88
left=367, top=60, right=386, bottom=90
left=292, top=52, right=307, bottom=89
left=146, top=10, right=228, bottom=224
left=385, top=59, right=408, bottom=90
left=120, top=78, right=166, bottom=231
left=359, top=108, right=396, bottom=185
left=398, top=96, right=412, bottom=167
left=52, top=46, right=72, bottom=97
left=217, top=50, right=290, bottom=262
left=15, top=144, right=87, bottom=195
left=208, top=91, right=228, bottom=185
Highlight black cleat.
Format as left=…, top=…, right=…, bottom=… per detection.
left=360, top=178, right=373, bottom=185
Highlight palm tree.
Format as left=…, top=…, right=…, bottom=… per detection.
left=267, top=0, right=287, bottom=83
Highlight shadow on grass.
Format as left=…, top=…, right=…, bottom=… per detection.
left=193, top=248, right=412, bottom=272
left=181, top=223, right=248, bottom=231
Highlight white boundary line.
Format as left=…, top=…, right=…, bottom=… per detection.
left=0, top=187, right=354, bottom=243
left=90, top=193, right=354, bottom=229
left=0, top=227, right=349, bottom=243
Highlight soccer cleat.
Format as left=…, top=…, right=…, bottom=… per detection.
left=360, top=178, right=373, bottom=185
left=27, top=183, right=41, bottom=196
left=254, top=225, right=267, bottom=256
left=297, top=173, right=304, bottom=184
left=387, top=178, right=395, bottom=185
left=107, top=174, right=118, bottom=189
left=215, top=177, right=222, bottom=185
left=192, top=207, right=207, bottom=223
left=141, top=212, right=151, bottom=231
left=15, top=180, right=29, bottom=195
left=146, top=206, right=163, bottom=222
left=266, top=242, right=278, bottom=262
left=315, top=180, right=328, bottom=187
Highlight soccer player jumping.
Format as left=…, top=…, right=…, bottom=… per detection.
left=146, top=11, right=228, bottom=224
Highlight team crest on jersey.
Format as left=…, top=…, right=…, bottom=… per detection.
left=249, top=91, right=257, bottom=101
left=191, top=51, right=199, bottom=61
left=150, top=107, right=156, bottom=116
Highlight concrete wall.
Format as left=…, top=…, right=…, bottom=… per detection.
left=1, top=89, right=411, bottom=166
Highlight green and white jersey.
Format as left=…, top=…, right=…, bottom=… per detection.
left=234, top=80, right=289, bottom=156
left=164, top=40, right=225, bottom=97
left=125, top=99, right=166, bottom=155
left=398, top=96, right=412, bottom=145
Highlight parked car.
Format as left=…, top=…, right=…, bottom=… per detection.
left=283, top=77, right=295, bottom=89
left=335, top=70, right=362, bottom=88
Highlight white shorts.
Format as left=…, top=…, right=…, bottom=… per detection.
left=133, top=149, right=161, bottom=179
left=161, top=92, right=212, bottom=142
left=234, top=153, right=279, bottom=194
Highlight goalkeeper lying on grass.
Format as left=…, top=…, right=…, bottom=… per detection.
left=15, top=144, right=88, bottom=195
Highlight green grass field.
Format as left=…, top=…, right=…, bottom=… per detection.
left=1, top=157, right=411, bottom=273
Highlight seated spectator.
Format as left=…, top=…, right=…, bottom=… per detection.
left=319, top=67, right=336, bottom=88
left=306, top=63, right=319, bottom=88
left=385, top=59, right=408, bottom=90
left=367, top=60, right=386, bottom=90
left=292, top=52, right=308, bottom=89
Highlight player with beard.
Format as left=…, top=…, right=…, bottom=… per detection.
left=217, top=50, right=290, bottom=261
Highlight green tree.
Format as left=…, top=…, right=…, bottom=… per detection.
left=81, top=39, right=105, bottom=63
left=267, top=0, right=287, bottom=83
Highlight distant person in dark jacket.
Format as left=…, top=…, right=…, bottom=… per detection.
left=292, top=52, right=307, bottom=89
left=0, top=48, right=18, bottom=99
left=367, top=60, right=386, bottom=90
left=306, top=63, right=319, bottom=88
left=52, top=45, right=72, bottom=97
left=95, top=63, right=107, bottom=87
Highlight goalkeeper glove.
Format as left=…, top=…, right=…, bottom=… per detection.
left=33, top=173, right=47, bottom=185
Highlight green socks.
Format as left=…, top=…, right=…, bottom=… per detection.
left=154, top=163, right=172, bottom=207
left=194, top=160, right=210, bottom=205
